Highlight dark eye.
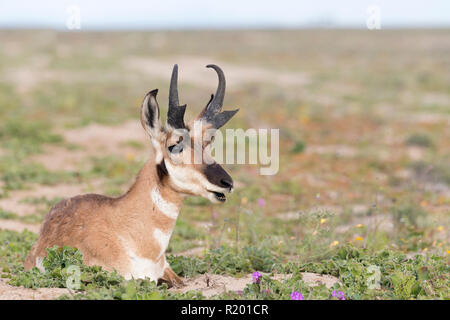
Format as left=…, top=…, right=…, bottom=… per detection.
left=168, top=144, right=183, bottom=154
left=203, top=135, right=215, bottom=147
left=168, top=135, right=185, bottom=154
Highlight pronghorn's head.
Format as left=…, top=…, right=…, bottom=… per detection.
left=140, top=64, right=239, bottom=203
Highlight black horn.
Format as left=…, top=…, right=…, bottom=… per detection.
left=204, top=64, right=225, bottom=117
left=167, top=64, right=186, bottom=129
left=200, top=64, right=239, bottom=129
left=210, top=109, right=239, bottom=129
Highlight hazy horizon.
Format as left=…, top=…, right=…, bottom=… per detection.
left=0, top=0, right=449, bottom=30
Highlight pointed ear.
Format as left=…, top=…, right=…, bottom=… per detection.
left=140, top=89, right=161, bottom=138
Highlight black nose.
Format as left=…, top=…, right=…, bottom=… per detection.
left=204, top=163, right=234, bottom=190
left=220, top=178, right=233, bottom=189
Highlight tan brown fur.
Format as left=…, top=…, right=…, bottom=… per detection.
left=24, top=158, right=183, bottom=286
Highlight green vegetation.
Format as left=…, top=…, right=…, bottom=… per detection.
left=283, top=246, right=449, bottom=300
left=5, top=243, right=202, bottom=300
left=1, top=230, right=447, bottom=300
left=0, top=119, right=62, bottom=155
left=290, top=140, right=306, bottom=154
left=405, top=133, right=434, bottom=148
left=0, top=155, right=76, bottom=193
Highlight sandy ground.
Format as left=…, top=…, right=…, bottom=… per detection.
left=31, top=120, right=148, bottom=171
left=0, top=184, right=88, bottom=217
left=171, top=272, right=339, bottom=298
left=0, top=221, right=40, bottom=233
left=2, top=53, right=310, bottom=96
left=124, top=55, right=310, bottom=89
left=0, top=278, right=69, bottom=300
left=0, top=272, right=339, bottom=300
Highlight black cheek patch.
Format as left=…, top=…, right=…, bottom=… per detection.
left=156, top=159, right=168, bottom=183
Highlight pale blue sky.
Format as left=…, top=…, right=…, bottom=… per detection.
left=0, top=0, right=449, bottom=29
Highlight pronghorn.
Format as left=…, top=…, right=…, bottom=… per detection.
left=24, top=64, right=238, bottom=287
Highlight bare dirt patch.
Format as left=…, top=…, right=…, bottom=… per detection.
left=0, top=197, right=36, bottom=216
left=174, top=247, right=206, bottom=257
left=124, top=56, right=310, bottom=89
left=62, top=121, right=147, bottom=156
left=0, top=220, right=39, bottom=233
left=0, top=278, right=67, bottom=300
left=0, top=184, right=86, bottom=215
left=306, top=144, right=357, bottom=158
left=171, top=272, right=339, bottom=298
left=32, top=120, right=149, bottom=171
left=0, top=183, right=101, bottom=232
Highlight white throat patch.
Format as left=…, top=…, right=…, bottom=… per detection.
left=150, top=187, right=179, bottom=220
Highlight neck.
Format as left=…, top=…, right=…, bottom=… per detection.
left=125, top=158, right=183, bottom=208
left=115, top=158, right=183, bottom=258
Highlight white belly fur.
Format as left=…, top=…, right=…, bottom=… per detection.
left=125, top=249, right=165, bottom=281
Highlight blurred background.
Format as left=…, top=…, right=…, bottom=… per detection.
left=0, top=0, right=449, bottom=281
left=1, top=0, right=450, bottom=29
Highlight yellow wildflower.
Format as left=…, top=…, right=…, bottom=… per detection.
left=356, top=224, right=363, bottom=228
left=241, top=197, right=248, bottom=205
left=125, top=152, right=135, bottom=161
left=320, top=218, right=327, bottom=224
left=355, top=236, right=363, bottom=241
left=330, top=240, right=339, bottom=247
left=437, top=226, right=444, bottom=232
left=299, top=110, right=310, bottom=125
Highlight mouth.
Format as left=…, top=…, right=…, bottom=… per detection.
left=209, top=191, right=226, bottom=202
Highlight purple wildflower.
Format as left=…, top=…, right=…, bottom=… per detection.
left=252, top=271, right=262, bottom=284
left=257, top=198, right=266, bottom=207
left=337, top=291, right=346, bottom=300
left=235, top=290, right=243, bottom=296
left=332, top=290, right=346, bottom=300
left=290, top=291, right=304, bottom=300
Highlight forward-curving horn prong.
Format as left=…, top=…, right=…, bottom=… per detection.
left=203, top=64, right=225, bottom=119
left=197, top=64, right=239, bottom=129
left=211, top=109, right=239, bottom=129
